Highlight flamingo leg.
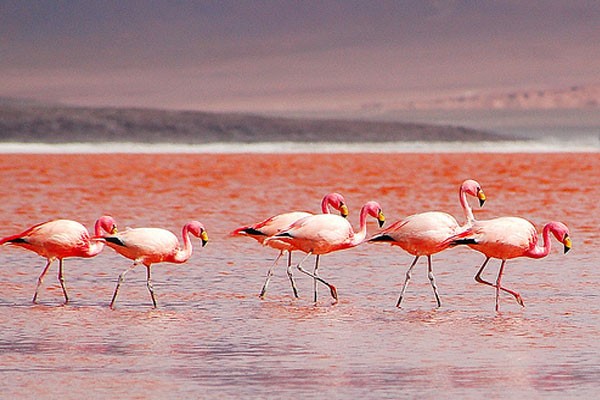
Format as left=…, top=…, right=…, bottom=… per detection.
left=494, top=260, right=506, bottom=312
left=427, top=255, right=441, bottom=307
left=475, top=257, right=524, bottom=309
left=396, top=256, right=419, bottom=308
left=57, top=258, right=69, bottom=304
left=33, top=258, right=54, bottom=304
left=313, top=255, right=321, bottom=303
left=295, top=252, right=338, bottom=304
left=110, top=262, right=138, bottom=309
left=259, top=251, right=284, bottom=299
left=286, top=251, right=299, bottom=299
left=146, top=265, right=157, bottom=308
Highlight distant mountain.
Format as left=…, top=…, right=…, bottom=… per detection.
left=395, top=84, right=600, bottom=111
left=0, top=102, right=508, bottom=143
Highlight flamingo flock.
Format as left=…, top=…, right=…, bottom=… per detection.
left=0, top=179, right=571, bottom=312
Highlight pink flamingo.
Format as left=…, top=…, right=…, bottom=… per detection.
left=369, top=179, right=486, bottom=308
left=104, top=221, right=208, bottom=308
left=0, top=216, right=118, bottom=304
left=231, top=192, right=349, bottom=299
left=267, top=201, right=385, bottom=304
left=447, top=217, right=571, bottom=311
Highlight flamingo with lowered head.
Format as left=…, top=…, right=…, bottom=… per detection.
left=369, top=179, right=486, bottom=308
left=447, top=217, right=571, bottom=311
left=0, top=216, right=118, bottom=304
left=104, top=221, right=208, bottom=309
left=267, top=201, right=385, bottom=304
left=231, top=192, right=349, bottom=299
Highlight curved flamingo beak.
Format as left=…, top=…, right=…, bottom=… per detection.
left=477, top=189, right=486, bottom=207
left=110, top=225, right=118, bottom=235
left=377, top=211, right=385, bottom=227
left=340, top=204, right=349, bottom=218
left=563, top=235, right=572, bottom=254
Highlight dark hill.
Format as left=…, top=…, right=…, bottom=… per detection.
left=0, top=102, right=508, bottom=143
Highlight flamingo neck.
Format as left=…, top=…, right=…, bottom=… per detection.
left=85, top=240, right=106, bottom=258
left=459, top=186, right=475, bottom=226
left=320, top=196, right=331, bottom=214
left=84, top=220, right=109, bottom=257
left=93, top=219, right=106, bottom=236
left=526, top=223, right=553, bottom=259
left=173, top=225, right=194, bottom=263
left=352, top=206, right=370, bottom=245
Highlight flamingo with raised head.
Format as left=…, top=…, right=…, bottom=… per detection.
left=0, top=216, right=118, bottom=304
left=231, top=192, right=349, bottom=299
left=267, top=201, right=385, bottom=304
left=369, top=179, right=486, bottom=308
left=447, top=218, right=571, bottom=311
left=104, top=221, right=208, bottom=309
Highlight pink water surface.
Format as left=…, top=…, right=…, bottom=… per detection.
left=0, top=153, right=598, bottom=398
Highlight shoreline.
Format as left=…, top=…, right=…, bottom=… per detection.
left=0, top=140, right=597, bottom=154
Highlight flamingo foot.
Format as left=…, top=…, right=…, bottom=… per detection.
left=515, top=294, right=525, bottom=307
left=329, top=285, right=338, bottom=302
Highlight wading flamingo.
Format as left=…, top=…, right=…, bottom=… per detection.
left=0, top=216, right=118, bottom=304
left=447, top=218, right=571, bottom=311
left=231, top=193, right=349, bottom=299
left=104, top=221, right=208, bottom=309
left=267, top=201, right=385, bottom=304
left=369, top=179, right=486, bottom=308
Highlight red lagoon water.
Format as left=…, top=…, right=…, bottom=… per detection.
left=0, top=152, right=598, bottom=399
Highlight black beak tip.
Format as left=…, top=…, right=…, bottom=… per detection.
left=564, top=246, right=571, bottom=254
left=378, top=220, right=385, bottom=228
left=479, top=199, right=486, bottom=207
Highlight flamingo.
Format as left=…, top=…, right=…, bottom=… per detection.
left=267, top=201, right=385, bottom=304
left=447, top=218, right=571, bottom=311
left=104, top=221, right=208, bottom=309
left=0, top=216, right=118, bottom=304
left=230, top=192, right=349, bottom=299
left=369, top=179, right=486, bottom=308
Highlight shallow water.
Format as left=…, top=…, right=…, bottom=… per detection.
left=0, top=153, right=598, bottom=398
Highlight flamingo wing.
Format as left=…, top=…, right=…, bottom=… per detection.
left=460, top=217, right=538, bottom=259
left=372, top=212, right=459, bottom=256
left=231, top=211, right=310, bottom=242
left=1, top=219, right=91, bottom=258
left=253, top=212, right=311, bottom=236
left=105, top=228, right=180, bottom=264
left=275, top=214, right=354, bottom=254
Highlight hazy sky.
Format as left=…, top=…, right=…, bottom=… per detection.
left=1, top=1, right=599, bottom=113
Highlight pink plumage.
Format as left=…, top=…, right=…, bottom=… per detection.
left=104, top=221, right=208, bottom=309
left=0, top=216, right=118, bottom=304
left=231, top=192, right=349, bottom=299
left=448, top=217, right=571, bottom=311
left=268, top=201, right=385, bottom=304
left=369, top=179, right=485, bottom=308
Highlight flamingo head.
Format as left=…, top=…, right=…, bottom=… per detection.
left=323, top=192, right=349, bottom=218
left=363, top=201, right=385, bottom=227
left=462, top=179, right=486, bottom=207
left=95, top=215, right=118, bottom=236
left=187, top=221, right=209, bottom=247
left=548, top=221, right=571, bottom=254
